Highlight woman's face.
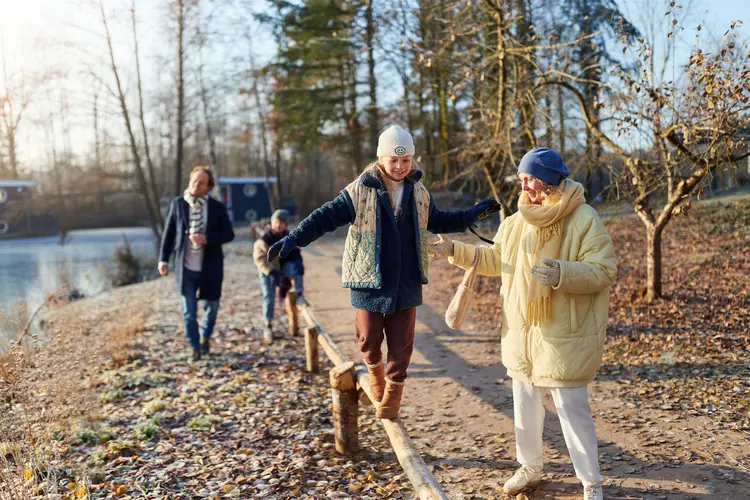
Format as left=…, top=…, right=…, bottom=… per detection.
left=380, top=156, right=413, bottom=181
left=519, top=173, right=546, bottom=204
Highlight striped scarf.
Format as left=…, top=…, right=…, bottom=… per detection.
left=183, top=190, right=207, bottom=252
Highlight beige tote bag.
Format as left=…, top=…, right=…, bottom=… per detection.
left=444, top=247, right=480, bottom=329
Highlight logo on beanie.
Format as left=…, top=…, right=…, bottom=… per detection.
left=394, top=146, right=407, bottom=156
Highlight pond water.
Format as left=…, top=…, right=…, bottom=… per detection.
left=0, top=227, right=157, bottom=342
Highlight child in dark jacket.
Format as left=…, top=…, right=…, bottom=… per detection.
left=268, top=125, right=498, bottom=418
left=253, top=209, right=305, bottom=336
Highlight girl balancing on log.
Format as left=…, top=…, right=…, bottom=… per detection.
left=428, top=148, right=617, bottom=500
left=267, top=125, right=499, bottom=419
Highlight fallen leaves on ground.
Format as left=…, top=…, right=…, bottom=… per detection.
left=60, top=267, right=411, bottom=499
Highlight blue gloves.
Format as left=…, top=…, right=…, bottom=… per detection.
left=267, top=235, right=297, bottom=262
left=464, top=198, right=502, bottom=227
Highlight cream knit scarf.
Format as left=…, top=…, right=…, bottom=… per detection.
left=513, top=179, right=585, bottom=325
left=183, top=190, right=207, bottom=252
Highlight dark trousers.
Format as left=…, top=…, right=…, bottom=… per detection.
left=355, top=307, right=416, bottom=383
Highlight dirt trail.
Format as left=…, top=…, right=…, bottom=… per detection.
left=302, top=235, right=750, bottom=500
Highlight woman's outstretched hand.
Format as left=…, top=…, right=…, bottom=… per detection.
left=427, top=234, right=455, bottom=259
left=531, top=258, right=560, bottom=287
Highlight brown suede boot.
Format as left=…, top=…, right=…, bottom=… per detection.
left=365, top=362, right=386, bottom=403
left=376, top=379, right=404, bottom=419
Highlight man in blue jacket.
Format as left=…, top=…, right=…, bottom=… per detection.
left=158, top=166, right=235, bottom=361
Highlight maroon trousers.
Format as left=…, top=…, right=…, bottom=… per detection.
left=355, top=307, right=416, bottom=383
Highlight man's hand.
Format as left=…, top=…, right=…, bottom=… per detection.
left=189, top=233, right=207, bottom=247
left=427, top=234, right=454, bottom=259
left=531, top=258, right=561, bottom=287
left=158, top=262, right=169, bottom=277
left=267, top=236, right=297, bottom=262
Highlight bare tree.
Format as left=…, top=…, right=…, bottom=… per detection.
left=131, top=0, right=164, bottom=230
left=364, top=0, right=379, bottom=157
left=241, top=27, right=275, bottom=207
left=173, top=0, right=186, bottom=196
left=0, top=40, right=32, bottom=179
left=194, top=1, right=221, bottom=178
left=98, top=0, right=161, bottom=242
left=548, top=12, right=750, bottom=301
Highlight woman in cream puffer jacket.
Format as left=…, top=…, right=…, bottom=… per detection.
left=429, top=148, right=616, bottom=500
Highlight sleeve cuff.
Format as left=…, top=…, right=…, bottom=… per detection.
left=552, top=260, right=566, bottom=290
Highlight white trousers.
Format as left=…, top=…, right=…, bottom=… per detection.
left=512, top=378, right=603, bottom=486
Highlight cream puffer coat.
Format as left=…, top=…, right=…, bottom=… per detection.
left=450, top=204, right=617, bottom=387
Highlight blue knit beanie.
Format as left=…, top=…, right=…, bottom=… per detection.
left=272, top=209, right=290, bottom=224
left=518, top=148, right=569, bottom=186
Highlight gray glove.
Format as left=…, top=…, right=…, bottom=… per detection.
left=427, top=235, right=454, bottom=259
left=531, top=258, right=560, bottom=287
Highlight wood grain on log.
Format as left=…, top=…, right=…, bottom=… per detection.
left=330, top=361, right=359, bottom=454
left=285, top=291, right=299, bottom=336
left=304, top=326, right=319, bottom=373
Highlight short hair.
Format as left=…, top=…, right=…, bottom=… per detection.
left=190, top=165, right=215, bottom=189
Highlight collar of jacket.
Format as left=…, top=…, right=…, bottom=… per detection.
left=360, top=165, right=423, bottom=192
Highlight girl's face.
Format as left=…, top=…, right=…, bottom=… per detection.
left=519, top=173, right=547, bottom=205
left=380, top=156, right=413, bottom=181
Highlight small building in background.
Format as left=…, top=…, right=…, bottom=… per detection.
left=216, top=177, right=296, bottom=226
left=0, top=180, right=37, bottom=236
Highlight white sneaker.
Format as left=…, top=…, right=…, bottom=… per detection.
left=584, top=484, right=604, bottom=500
left=262, top=322, right=274, bottom=344
left=502, top=465, right=542, bottom=495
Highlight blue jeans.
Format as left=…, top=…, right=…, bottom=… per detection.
left=181, top=268, right=220, bottom=350
left=259, top=261, right=304, bottom=322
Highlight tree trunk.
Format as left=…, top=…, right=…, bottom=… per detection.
left=365, top=0, right=379, bottom=158
left=557, top=84, right=566, bottom=156
left=646, top=224, right=663, bottom=301
left=417, top=67, right=433, bottom=172
left=132, top=1, right=164, bottom=230
left=515, top=0, right=536, bottom=152
left=100, top=0, right=161, bottom=244
left=249, top=58, right=273, bottom=208
left=401, top=71, right=414, bottom=132
left=343, top=57, right=364, bottom=175
left=93, top=92, right=104, bottom=212
left=173, top=0, right=185, bottom=196
left=274, top=138, right=282, bottom=206
left=7, top=129, right=18, bottom=179
left=437, top=69, right=450, bottom=185
left=0, top=131, right=5, bottom=175
left=199, top=69, right=219, bottom=172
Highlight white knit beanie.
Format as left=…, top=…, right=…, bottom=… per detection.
left=376, top=125, right=415, bottom=157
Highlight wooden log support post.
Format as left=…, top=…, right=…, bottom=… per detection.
left=300, top=305, right=448, bottom=500
left=329, top=361, right=359, bottom=454
left=285, top=291, right=299, bottom=336
left=304, top=326, right=319, bottom=373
